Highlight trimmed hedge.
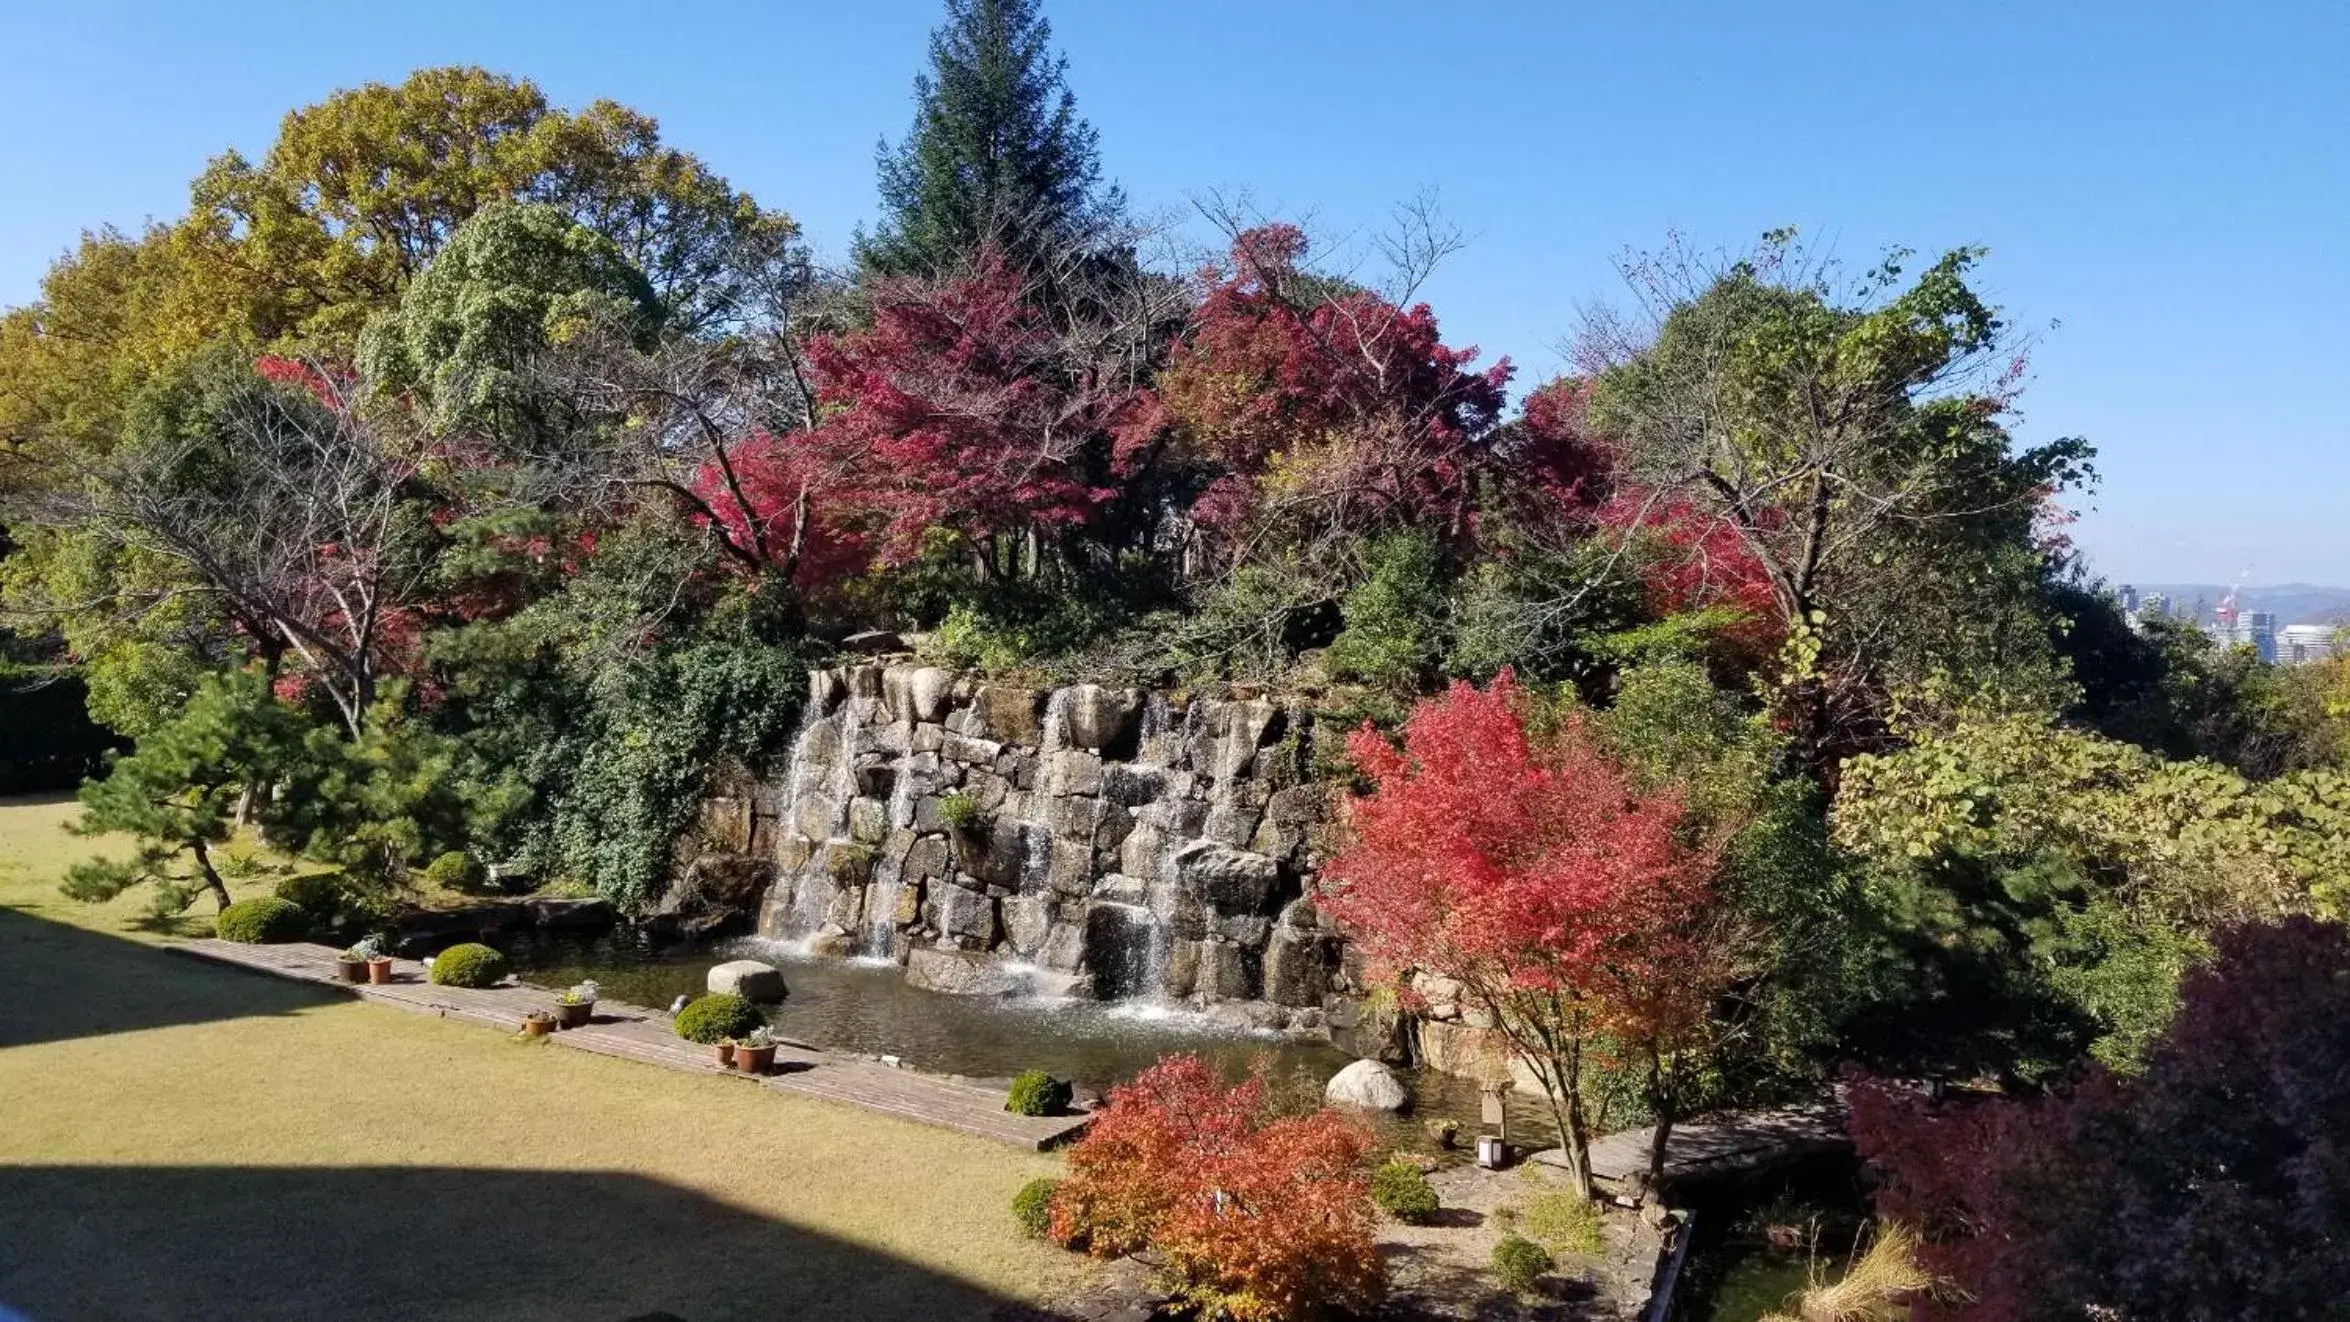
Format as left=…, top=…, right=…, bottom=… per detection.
left=428, top=942, right=509, bottom=988
left=673, top=993, right=763, bottom=1044
left=420, top=850, right=487, bottom=893
left=1006, top=1069, right=1073, bottom=1117
left=1371, top=1160, right=1441, bottom=1224
left=1492, top=1233, right=1551, bottom=1296
left=1012, top=1176, right=1058, bottom=1239
left=214, top=896, right=308, bottom=944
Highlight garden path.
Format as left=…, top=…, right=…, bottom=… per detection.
left=174, top=938, right=1094, bottom=1150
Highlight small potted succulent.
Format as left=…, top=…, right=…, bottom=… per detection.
left=554, top=979, right=598, bottom=1029
left=334, top=942, right=370, bottom=984
left=734, top=1026, right=778, bottom=1075
left=357, top=934, right=395, bottom=985
left=521, top=1009, right=555, bottom=1037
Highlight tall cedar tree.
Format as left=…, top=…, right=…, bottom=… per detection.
left=862, top=0, right=1118, bottom=277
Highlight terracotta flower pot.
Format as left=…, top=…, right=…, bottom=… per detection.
left=335, top=957, right=368, bottom=984
left=366, top=957, right=394, bottom=985
left=554, top=1000, right=593, bottom=1030
left=714, top=1042, right=737, bottom=1068
left=735, top=1043, right=778, bottom=1075
left=522, top=1014, right=554, bottom=1037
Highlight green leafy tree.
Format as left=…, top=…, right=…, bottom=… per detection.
left=861, top=0, right=1119, bottom=276
left=1327, top=533, right=1447, bottom=692
left=357, top=199, right=661, bottom=440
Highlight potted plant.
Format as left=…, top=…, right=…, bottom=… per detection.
left=713, top=1039, right=738, bottom=1068
left=521, top=1010, right=555, bottom=1037
left=355, top=934, right=395, bottom=985
left=334, top=943, right=370, bottom=984
left=1426, top=1118, right=1461, bottom=1150
left=735, top=1026, right=778, bottom=1075
left=554, top=979, right=598, bottom=1029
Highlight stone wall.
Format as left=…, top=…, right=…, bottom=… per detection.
left=686, top=662, right=1358, bottom=1034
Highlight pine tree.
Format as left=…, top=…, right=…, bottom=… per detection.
left=861, top=0, right=1119, bottom=277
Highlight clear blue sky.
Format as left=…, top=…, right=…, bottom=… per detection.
left=3, top=0, right=2343, bottom=584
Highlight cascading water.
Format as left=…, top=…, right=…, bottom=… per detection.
left=863, top=705, right=920, bottom=960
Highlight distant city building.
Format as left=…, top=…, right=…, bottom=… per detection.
left=2213, top=611, right=2279, bottom=661
left=2279, top=624, right=2344, bottom=665
left=2118, top=584, right=2139, bottom=616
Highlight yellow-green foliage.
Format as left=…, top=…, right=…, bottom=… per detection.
left=428, top=942, right=509, bottom=988
left=1836, top=710, right=2350, bottom=920
left=1519, top=1190, right=1603, bottom=1256
left=213, top=896, right=306, bottom=944
left=1491, top=1233, right=1551, bottom=1297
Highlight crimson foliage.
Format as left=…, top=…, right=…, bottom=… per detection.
left=1851, top=916, right=2350, bottom=1321
left=1049, top=1054, right=1383, bottom=1322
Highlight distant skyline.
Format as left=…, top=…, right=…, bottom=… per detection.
left=2, top=0, right=2342, bottom=583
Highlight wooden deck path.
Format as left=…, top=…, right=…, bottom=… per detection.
left=1533, top=1097, right=1848, bottom=1193
left=173, top=939, right=1093, bottom=1150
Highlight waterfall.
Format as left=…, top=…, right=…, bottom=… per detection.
left=1090, top=900, right=1169, bottom=1003
left=1040, top=686, right=1072, bottom=752
left=865, top=705, right=919, bottom=960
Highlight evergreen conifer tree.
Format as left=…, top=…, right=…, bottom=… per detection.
left=861, top=0, right=1119, bottom=276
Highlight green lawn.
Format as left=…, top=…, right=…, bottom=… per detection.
left=0, top=794, right=1099, bottom=1321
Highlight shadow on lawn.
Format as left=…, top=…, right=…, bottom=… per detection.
left=0, top=1164, right=1082, bottom=1322
left=0, top=906, right=337, bottom=1049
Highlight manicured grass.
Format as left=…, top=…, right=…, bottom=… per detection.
left=0, top=794, right=1098, bottom=1321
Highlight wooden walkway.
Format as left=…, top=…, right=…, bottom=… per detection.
left=1534, top=1097, right=1848, bottom=1193
left=173, top=939, right=1093, bottom=1150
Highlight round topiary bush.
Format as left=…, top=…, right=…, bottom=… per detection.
left=214, top=895, right=308, bottom=944
left=1371, top=1159, right=1441, bottom=1225
left=420, top=850, right=487, bottom=893
left=1012, top=1176, right=1059, bottom=1239
left=428, top=942, right=509, bottom=988
left=1006, top=1069, right=1073, bottom=1117
left=673, top=993, right=764, bottom=1045
left=1492, top=1232, right=1551, bottom=1297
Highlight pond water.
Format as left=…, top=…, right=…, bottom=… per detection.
left=504, top=930, right=1560, bottom=1146
left=1668, top=1159, right=1874, bottom=1321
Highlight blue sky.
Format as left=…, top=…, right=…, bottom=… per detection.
left=3, top=0, right=2343, bottom=584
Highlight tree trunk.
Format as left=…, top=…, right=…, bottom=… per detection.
left=191, top=838, right=233, bottom=913
left=1643, top=1051, right=1676, bottom=1191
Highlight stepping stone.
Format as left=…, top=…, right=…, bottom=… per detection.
left=707, top=959, right=786, bottom=1000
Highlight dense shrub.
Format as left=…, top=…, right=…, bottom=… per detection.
left=214, top=896, right=308, bottom=943
left=0, top=670, right=124, bottom=794
left=428, top=942, right=510, bottom=988
left=1051, top=1054, right=1383, bottom=1321
left=1012, top=1176, right=1059, bottom=1239
left=672, top=992, right=763, bottom=1044
left=420, top=850, right=488, bottom=893
left=1520, top=1190, right=1604, bottom=1255
left=1369, top=1160, right=1440, bottom=1225
left=272, top=871, right=365, bottom=933
left=1007, top=1069, right=1073, bottom=1117
left=1491, top=1233, right=1551, bottom=1296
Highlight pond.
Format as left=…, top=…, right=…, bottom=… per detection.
left=505, top=929, right=1562, bottom=1147
left=1668, top=1158, right=1875, bottom=1321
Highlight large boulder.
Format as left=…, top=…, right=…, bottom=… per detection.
left=1325, top=1059, right=1408, bottom=1111
left=905, top=947, right=1030, bottom=997
left=883, top=665, right=954, bottom=723
left=1263, top=925, right=1334, bottom=1007
left=1059, top=684, right=1140, bottom=754
left=932, top=883, right=998, bottom=945
left=1001, top=894, right=1053, bottom=956
left=708, top=959, right=786, bottom=1001
left=1195, top=940, right=1258, bottom=1001
left=1165, top=841, right=1281, bottom=914
left=975, top=684, right=1046, bottom=745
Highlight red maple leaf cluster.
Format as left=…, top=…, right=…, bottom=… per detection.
left=1050, top=1054, right=1384, bottom=1321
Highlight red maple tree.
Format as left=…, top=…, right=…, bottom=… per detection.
left=1154, top=225, right=1513, bottom=559
left=1050, top=1054, right=1384, bottom=1321
left=1318, top=671, right=1733, bottom=1195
